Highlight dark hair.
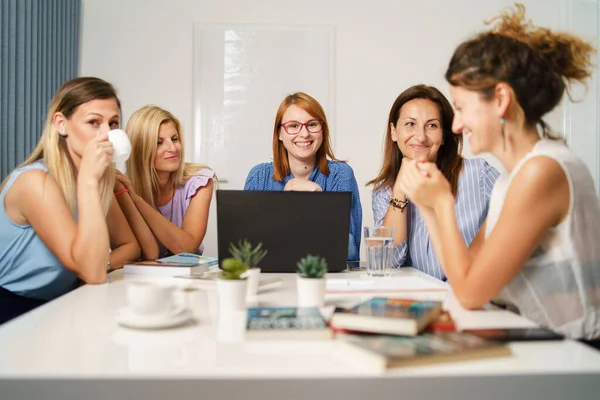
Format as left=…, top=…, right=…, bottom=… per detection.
left=368, top=84, right=463, bottom=195
left=445, top=3, right=594, bottom=137
left=272, top=92, right=341, bottom=181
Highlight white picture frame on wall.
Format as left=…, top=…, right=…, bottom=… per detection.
left=192, top=24, right=335, bottom=188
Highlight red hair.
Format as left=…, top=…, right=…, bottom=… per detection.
left=272, top=92, right=341, bottom=181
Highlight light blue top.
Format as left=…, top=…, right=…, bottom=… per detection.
left=372, top=158, right=500, bottom=280
left=0, top=161, right=79, bottom=300
left=244, top=161, right=362, bottom=261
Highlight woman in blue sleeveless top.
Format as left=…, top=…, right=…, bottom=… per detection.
left=0, top=77, right=140, bottom=324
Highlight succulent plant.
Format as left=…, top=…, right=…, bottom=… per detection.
left=229, top=239, right=268, bottom=268
left=296, top=254, right=327, bottom=279
left=220, top=257, right=248, bottom=280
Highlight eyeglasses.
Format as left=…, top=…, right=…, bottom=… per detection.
left=280, top=119, right=324, bottom=135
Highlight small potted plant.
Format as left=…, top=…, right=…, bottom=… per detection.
left=229, top=239, right=268, bottom=300
left=218, top=257, right=248, bottom=311
left=296, top=254, right=327, bottom=307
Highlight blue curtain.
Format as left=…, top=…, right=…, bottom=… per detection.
left=0, top=0, right=80, bottom=180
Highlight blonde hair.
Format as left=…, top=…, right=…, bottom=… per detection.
left=125, top=105, right=213, bottom=207
left=1, top=77, right=118, bottom=215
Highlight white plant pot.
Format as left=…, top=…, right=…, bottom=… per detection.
left=296, top=276, right=326, bottom=307
left=217, top=279, right=248, bottom=311
left=244, top=267, right=261, bottom=301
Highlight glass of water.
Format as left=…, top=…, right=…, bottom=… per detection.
left=363, top=226, right=395, bottom=277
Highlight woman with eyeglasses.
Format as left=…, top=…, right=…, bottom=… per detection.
left=244, top=92, right=362, bottom=261
left=368, top=84, right=499, bottom=280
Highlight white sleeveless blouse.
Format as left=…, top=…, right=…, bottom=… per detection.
left=485, top=139, right=600, bottom=339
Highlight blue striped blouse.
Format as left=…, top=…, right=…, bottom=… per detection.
left=372, top=158, right=500, bottom=280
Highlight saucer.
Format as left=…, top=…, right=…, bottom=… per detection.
left=116, top=304, right=193, bottom=330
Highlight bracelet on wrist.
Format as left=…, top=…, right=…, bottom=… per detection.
left=389, top=196, right=409, bottom=212
left=114, top=188, right=129, bottom=196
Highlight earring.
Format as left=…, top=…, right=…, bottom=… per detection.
left=59, top=131, right=67, bottom=138
left=500, top=118, right=506, bottom=151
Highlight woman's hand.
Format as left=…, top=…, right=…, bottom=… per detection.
left=79, top=132, right=113, bottom=185
left=392, top=157, right=410, bottom=197
left=115, top=170, right=135, bottom=196
left=399, top=160, right=452, bottom=210
left=284, top=179, right=322, bottom=192
left=114, top=177, right=125, bottom=192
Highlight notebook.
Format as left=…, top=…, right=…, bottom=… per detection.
left=463, top=327, right=564, bottom=342
left=216, top=190, right=351, bottom=273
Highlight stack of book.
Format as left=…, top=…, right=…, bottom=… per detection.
left=330, top=297, right=512, bottom=370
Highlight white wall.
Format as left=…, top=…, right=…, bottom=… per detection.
left=80, top=0, right=599, bottom=259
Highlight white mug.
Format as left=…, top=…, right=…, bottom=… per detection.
left=107, top=129, right=132, bottom=173
left=126, top=281, right=175, bottom=316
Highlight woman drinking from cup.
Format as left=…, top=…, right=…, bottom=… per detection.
left=0, top=77, right=140, bottom=324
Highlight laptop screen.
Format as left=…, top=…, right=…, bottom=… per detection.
left=216, top=190, right=351, bottom=273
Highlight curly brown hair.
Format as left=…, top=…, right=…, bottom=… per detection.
left=445, top=3, right=595, bottom=137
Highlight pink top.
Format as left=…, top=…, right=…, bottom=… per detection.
left=157, top=169, right=214, bottom=256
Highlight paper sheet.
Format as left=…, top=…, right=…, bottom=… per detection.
left=326, top=276, right=447, bottom=293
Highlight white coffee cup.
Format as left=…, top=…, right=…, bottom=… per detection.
left=107, top=129, right=132, bottom=173
left=126, top=281, right=175, bottom=316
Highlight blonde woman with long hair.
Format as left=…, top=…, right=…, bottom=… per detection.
left=0, top=77, right=140, bottom=324
left=115, top=105, right=215, bottom=258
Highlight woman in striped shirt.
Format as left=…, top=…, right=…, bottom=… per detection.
left=368, top=85, right=499, bottom=280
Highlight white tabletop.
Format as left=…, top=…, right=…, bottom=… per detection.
left=1, top=268, right=599, bottom=400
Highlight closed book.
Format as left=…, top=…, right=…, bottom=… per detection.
left=124, top=253, right=217, bottom=277
left=154, top=253, right=219, bottom=266
left=246, top=307, right=332, bottom=340
left=330, top=297, right=443, bottom=336
left=338, top=332, right=511, bottom=370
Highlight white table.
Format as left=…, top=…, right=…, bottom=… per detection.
left=1, top=268, right=599, bottom=400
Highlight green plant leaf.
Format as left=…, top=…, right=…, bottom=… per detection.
left=229, top=238, right=268, bottom=268
left=296, top=254, right=327, bottom=278
left=220, top=257, right=248, bottom=280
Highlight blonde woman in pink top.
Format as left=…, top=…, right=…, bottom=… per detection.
left=115, top=105, right=215, bottom=259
